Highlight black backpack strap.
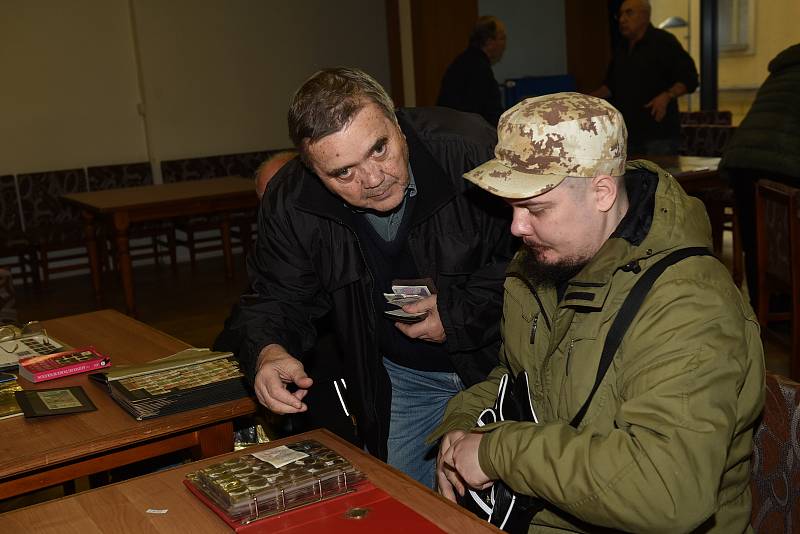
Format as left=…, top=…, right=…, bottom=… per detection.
left=569, top=247, right=712, bottom=429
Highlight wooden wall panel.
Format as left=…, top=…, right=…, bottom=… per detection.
left=410, top=0, right=479, bottom=107
left=564, top=0, right=612, bottom=93
left=385, top=0, right=405, bottom=106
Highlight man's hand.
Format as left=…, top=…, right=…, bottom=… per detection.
left=253, top=344, right=313, bottom=414
left=644, top=91, right=671, bottom=122
left=437, top=430, right=493, bottom=501
left=450, top=432, right=492, bottom=489
left=437, top=430, right=467, bottom=500
left=394, top=294, right=446, bottom=342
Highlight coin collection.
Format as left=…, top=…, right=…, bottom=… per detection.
left=187, top=440, right=365, bottom=521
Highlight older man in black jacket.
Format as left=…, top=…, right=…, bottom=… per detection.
left=591, top=0, right=698, bottom=155
left=437, top=15, right=507, bottom=126
left=233, top=68, right=517, bottom=489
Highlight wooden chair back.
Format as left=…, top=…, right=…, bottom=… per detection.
left=755, top=179, right=800, bottom=379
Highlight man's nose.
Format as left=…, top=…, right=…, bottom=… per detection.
left=510, top=208, right=531, bottom=237
left=362, top=161, right=384, bottom=188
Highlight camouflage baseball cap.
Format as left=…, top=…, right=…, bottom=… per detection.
left=464, top=92, right=627, bottom=198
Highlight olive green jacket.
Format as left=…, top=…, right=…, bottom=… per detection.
left=432, top=161, right=765, bottom=533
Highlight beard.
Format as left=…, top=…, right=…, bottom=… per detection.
left=520, top=244, right=589, bottom=286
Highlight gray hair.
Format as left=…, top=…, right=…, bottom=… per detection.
left=469, top=16, right=502, bottom=48
left=287, top=67, right=396, bottom=164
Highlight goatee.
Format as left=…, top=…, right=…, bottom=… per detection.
left=520, top=245, right=588, bottom=286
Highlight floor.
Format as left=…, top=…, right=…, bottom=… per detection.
left=15, top=253, right=249, bottom=349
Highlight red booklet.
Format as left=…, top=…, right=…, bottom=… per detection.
left=18, top=346, right=111, bottom=383
left=184, top=479, right=446, bottom=533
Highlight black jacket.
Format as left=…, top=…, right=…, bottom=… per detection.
left=437, top=46, right=503, bottom=126
left=720, top=43, right=800, bottom=178
left=606, top=24, right=698, bottom=146
left=235, top=107, right=517, bottom=458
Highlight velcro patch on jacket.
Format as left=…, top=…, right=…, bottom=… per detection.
left=564, top=291, right=596, bottom=302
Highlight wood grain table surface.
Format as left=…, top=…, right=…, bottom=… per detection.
left=0, top=429, right=501, bottom=534
left=0, top=309, right=256, bottom=500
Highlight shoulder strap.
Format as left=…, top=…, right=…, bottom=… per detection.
left=569, top=247, right=712, bottom=428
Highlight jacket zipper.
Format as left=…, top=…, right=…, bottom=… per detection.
left=529, top=313, right=539, bottom=345
left=565, top=338, right=575, bottom=376
left=338, top=218, right=381, bottom=447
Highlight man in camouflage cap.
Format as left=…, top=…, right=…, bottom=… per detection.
left=432, top=93, right=764, bottom=533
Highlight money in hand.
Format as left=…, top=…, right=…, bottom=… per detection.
left=384, top=285, right=431, bottom=307
left=383, top=285, right=430, bottom=323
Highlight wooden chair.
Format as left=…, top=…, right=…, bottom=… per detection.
left=755, top=179, right=800, bottom=380
left=750, top=371, right=800, bottom=532
left=87, top=163, right=177, bottom=272
left=0, top=175, right=39, bottom=289
left=17, top=169, right=91, bottom=288
left=680, top=123, right=743, bottom=286
left=161, top=151, right=266, bottom=274
left=679, top=110, right=732, bottom=126
left=0, top=268, right=17, bottom=325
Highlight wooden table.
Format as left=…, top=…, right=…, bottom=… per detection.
left=0, top=309, right=256, bottom=500
left=63, top=177, right=258, bottom=316
left=637, top=155, right=722, bottom=193
left=0, top=429, right=501, bottom=533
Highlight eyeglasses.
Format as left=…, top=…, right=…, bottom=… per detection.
left=0, top=321, right=52, bottom=354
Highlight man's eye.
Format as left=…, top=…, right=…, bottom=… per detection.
left=373, top=143, right=387, bottom=156
left=335, top=168, right=351, bottom=179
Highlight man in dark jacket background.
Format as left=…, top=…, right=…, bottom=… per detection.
left=233, top=67, right=517, bottom=488
left=591, top=0, right=698, bottom=154
left=437, top=15, right=507, bottom=126
left=720, top=43, right=800, bottom=307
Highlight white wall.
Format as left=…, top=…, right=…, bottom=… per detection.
left=0, top=0, right=391, bottom=175
left=0, top=0, right=147, bottom=174
left=479, top=0, right=567, bottom=81
left=132, top=0, right=391, bottom=162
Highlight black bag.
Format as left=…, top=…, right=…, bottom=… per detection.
left=457, top=248, right=711, bottom=533
left=457, top=371, right=544, bottom=532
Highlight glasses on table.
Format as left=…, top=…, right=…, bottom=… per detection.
left=0, top=321, right=54, bottom=355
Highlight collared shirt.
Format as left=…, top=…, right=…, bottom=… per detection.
left=363, top=164, right=418, bottom=241
left=605, top=24, right=698, bottom=146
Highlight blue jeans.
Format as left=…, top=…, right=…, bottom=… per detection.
left=383, top=357, right=464, bottom=489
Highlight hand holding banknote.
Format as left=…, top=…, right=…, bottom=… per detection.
left=393, top=294, right=446, bottom=343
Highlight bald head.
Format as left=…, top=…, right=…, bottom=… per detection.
left=470, top=15, right=507, bottom=65
left=618, top=0, right=651, bottom=42
left=255, top=151, right=297, bottom=199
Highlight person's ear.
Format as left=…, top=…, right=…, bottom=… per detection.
left=591, top=174, right=618, bottom=212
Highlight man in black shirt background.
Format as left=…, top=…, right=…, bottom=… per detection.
left=437, top=16, right=507, bottom=126
left=591, top=0, right=698, bottom=155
